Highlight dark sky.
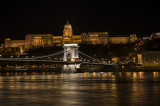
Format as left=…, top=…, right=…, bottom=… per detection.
left=0, top=1, right=160, bottom=43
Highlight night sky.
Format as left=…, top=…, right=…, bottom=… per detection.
left=0, top=1, right=159, bottom=43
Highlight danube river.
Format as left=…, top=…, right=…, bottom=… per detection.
left=0, top=72, right=160, bottom=105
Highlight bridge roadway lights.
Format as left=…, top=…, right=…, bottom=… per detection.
left=63, top=44, right=79, bottom=62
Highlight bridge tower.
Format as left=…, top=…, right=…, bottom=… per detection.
left=63, top=44, right=79, bottom=62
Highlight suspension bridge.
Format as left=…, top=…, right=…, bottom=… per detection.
left=0, top=44, right=104, bottom=65
left=0, top=44, right=121, bottom=72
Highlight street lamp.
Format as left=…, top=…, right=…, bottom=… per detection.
left=133, top=57, right=136, bottom=63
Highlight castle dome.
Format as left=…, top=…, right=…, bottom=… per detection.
left=64, top=20, right=72, bottom=29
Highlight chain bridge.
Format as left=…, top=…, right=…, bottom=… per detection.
left=0, top=44, right=119, bottom=72
left=0, top=44, right=104, bottom=64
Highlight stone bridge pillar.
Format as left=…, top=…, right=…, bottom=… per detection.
left=63, top=44, right=79, bottom=62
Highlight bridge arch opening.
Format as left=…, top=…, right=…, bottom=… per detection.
left=63, top=44, right=79, bottom=62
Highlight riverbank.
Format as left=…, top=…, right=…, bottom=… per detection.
left=0, top=68, right=62, bottom=73
left=1, top=68, right=160, bottom=74
left=77, top=69, right=160, bottom=73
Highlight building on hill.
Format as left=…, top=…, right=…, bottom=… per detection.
left=62, top=20, right=73, bottom=44
left=81, top=32, right=137, bottom=45
left=142, top=50, right=160, bottom=67
left=53, top=36, right=62, bottom=46
left=2, top=20, right=137, bottom=55
left=81, top=32, right=109, bottom=44
left=25, top=34, right=54, bottom=48
left=109, top=34, right=137, bottom=44
left=138, top=38, right=160, bottom=67
left=4, top=38, right=25, bottom=48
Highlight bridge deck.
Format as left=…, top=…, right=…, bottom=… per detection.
left=0, top=58, right=113, bottom=65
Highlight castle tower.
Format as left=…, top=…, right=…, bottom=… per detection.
left=62, top=20, right=73, bottom=44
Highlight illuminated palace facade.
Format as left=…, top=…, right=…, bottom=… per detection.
left=3, top=21, right=137, bottom=50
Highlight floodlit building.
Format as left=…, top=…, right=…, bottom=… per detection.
left=25, top=34, right=53, bottom=48
left=81, top=32, right=109, bottom=44
left=81, top=32, right=137, bottom=45
left=53, top=36, right=62, bottom=45
left=142, top=50, right=160, bottom=67
left=4, top=38, right=25, bottom=48
left=3, top=20, right=137, bottom=50
left=62, top=20, right=73, bottom=44
left=137, top=54, right=142, bottom=64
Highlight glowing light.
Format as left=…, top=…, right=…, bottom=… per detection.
left=64, top=44, right=78, bottom=47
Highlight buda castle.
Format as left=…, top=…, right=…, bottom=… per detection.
left=3, top=21, right=137, bottom=50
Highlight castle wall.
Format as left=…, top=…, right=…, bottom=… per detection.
left=5, top=39, right=25, bottom=48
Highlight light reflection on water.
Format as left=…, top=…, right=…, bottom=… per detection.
left=0, top=72, right=160, bottom=105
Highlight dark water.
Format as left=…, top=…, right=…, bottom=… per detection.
left=0, top=72, right=160, bottom=106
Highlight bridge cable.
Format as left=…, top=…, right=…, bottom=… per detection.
left=35, top=50, right=65, bottom=59
left=78, top=51, right=102, bottom=63
left=34, top=50, right=70, bottom=59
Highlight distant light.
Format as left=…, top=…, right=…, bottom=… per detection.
left=64, top=44, right=78, bottom=47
